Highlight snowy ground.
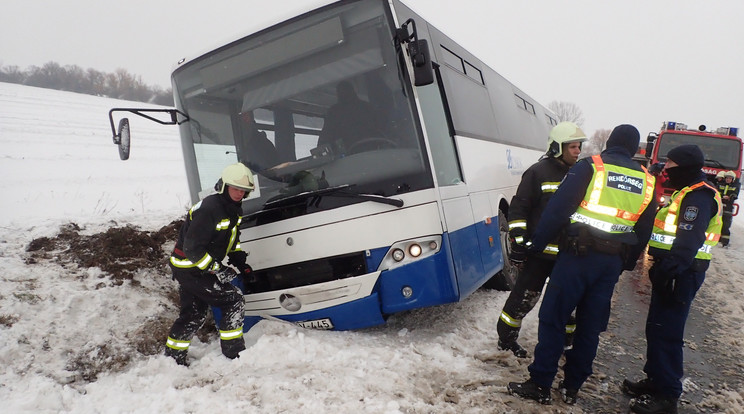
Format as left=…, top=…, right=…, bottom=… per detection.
left=1, top=82, right=742, bottom=413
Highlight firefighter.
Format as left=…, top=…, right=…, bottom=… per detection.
left=164, top=162, right=255, bottom=366
left=623, top=145, right=723, bottom=414
left=717, top=170, right=739, bottom=246
left=507, top=124, right=657, bottom=405
left=496, top=121, right=586, bottom=358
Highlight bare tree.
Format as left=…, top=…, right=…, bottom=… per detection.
left=547, top=101, right=585, bottom=128
left=583, top=128, right=612, bottom=156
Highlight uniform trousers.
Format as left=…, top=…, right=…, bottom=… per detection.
left=643, top=263, right=706, bottom=398
left=528, top=250, right=623, bottom=390
left=167, top=265, right=246, bottom=358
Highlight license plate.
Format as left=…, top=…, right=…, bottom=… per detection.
left=295, top=318, right=334, bottom=330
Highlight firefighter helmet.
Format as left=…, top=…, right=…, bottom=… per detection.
left=724, top=170, right=737, bottom=179
left=716, top=171, right=726, bottom=180
left=214, top=162, right=255, bottom=196
left=547, top=121, right=587, bottom=158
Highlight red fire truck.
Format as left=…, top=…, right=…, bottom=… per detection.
left=644, top=121, right=742, bottom=205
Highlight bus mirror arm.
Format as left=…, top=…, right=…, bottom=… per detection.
left=395, top=19, right=434, bottom=86
left=107, top=108, right=189, bottom=160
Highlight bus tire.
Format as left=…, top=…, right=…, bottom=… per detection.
left=482, top=211, right=517, bottom=291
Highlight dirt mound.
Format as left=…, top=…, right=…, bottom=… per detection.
left=25, top=220, right=183, bottom=283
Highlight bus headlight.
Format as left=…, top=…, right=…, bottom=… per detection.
left=378, top=236, right=442, bottom=271
left=408, top=243, right=422, bottom=257
left=401, top=286, right=413, bottom=298
left=392, top=248, right=405, bottom=262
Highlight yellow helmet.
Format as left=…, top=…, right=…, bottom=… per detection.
left=215, top=162, right=255, bottom=196
left=724, top=170, right=737, bottom=179
left=716, top=171, right=726, bottom=179
left=547, top=121, right=587, bottom=158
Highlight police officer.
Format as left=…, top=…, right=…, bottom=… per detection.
left=716, top=170, right=739, bottom=246
left=165, top=162, right=255, bottom=366
left=507, top=124, right=657, bottom=405
left=623, top=145, right=723, bottom=414
left=497, top=121, right=586, bottom=358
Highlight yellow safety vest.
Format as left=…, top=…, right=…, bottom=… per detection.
left=648, top=182, right=723, bottom=260
left=569, top=155, right=655, bottom=234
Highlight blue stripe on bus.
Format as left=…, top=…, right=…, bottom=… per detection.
left=214, top=217, right=505, bottom=331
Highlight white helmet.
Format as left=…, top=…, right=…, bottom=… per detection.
left=724, top=170, right=737, bottom=179
left=716, top=171, right=726, bottom=180
left=215, top=162, right=255, bottom=196
left=547, top=121, right=587, bottom=158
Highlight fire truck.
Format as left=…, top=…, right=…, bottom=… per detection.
left=644, top=121, right=742, bottom=206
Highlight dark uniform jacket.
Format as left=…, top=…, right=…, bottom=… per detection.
left=649, top=173, right=719, bottom=274
left=530, top=146, right=658, bottom=268
left=717, top=179, right=740, bottom=211
left=509, top=156, right=570, bottom=260
left=173, top=192, right=244, bottom=271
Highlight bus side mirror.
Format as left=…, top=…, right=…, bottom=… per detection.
left=409, top=39, right=434, bottom=86
left=115, top=118, right=131, bottom=160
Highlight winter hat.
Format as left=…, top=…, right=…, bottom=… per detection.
left=666, top=144, right=704, bottom=169
left=605, top=124, right=640, bottom=156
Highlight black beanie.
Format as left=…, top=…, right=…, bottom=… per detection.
left=666, top=144, right=704, bottom=169
left=605, top=124, right=640, bottom=156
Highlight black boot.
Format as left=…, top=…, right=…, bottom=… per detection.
left=622, top=377, right=657, bottom=397
left=630, top=394, right=678, bottom=414
left=498, top=340, right=528, bottom=358
left=558, top=380, right=578, bottom=404
left=507, top=379, right=551, bottom=404
left=164, top=348, right=189, bottom=366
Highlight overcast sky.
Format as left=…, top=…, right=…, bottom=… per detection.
left=2, top=0, right=743, bottom=138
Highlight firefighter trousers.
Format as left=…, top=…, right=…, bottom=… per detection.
left=528, top=250, right=623, bottom=390
left=497, top=256, right=576, bottom=345
left=166, top=266, right=246, bottom=359
left=643, top=265, right=706, bottom=398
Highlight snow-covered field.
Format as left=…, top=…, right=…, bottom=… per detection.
left=0, top=82, right=742, bottom=413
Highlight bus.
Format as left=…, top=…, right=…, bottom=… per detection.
left=644, top=121, right=742, bottom=205
left=108, top=0, right=558, bottom=331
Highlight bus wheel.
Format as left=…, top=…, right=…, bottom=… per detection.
left=482, top=211, right=517, bottom=291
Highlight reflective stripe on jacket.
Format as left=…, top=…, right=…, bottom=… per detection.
left=569, top=155, right=655, bottom=234
left=649, top=181, right=723, bottom=260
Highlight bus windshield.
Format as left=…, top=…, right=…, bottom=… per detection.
left=172, top=0, right=432, bottom=226
left=656, top=133, right=741, bottom=169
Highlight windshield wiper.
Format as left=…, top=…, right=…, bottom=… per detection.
left=264, top=184, right=404, bottom=209
left=704, top=158, right=724, bottom=168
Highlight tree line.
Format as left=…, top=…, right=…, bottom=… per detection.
left=0, top=61, right=174, bottom=106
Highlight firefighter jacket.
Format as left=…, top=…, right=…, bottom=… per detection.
left=649, top=177, right=722, bottom=262
left=170, top=191, right=244, bottom=272
left=508, top=156, right=570, bottom=260
left=716, top=179, right=740, bottom=210
left=529, top=146, right=658, bottom=265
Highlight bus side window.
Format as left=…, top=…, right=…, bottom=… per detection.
left=416, top=68, right=462, bottom=186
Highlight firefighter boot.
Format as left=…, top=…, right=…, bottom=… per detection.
left=498, top=340, right=528, bottom=358
left=507, top=379, right=552, bottom=404
left=164, top=348, right=189, bottom=367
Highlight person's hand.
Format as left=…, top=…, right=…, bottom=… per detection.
left=509, top=242, right=528, bottom=270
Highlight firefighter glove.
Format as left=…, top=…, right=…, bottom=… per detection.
left=509, top=241, right=528, bottom=270
left=213, top=266, right=238, bottom=284
left=227, top=251, right=248, bottom=268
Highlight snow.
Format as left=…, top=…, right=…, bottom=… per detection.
left=1, top=82, right=742, bottom=413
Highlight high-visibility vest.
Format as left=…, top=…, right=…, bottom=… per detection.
left=569, top=155, right=655, bottom=234
left=648, top=181, right=723, bottom=260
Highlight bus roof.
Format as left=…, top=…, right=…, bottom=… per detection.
left=169, top=0, right=338, bottom=77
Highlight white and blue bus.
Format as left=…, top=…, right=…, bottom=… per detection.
left=109, top=0, right=558, bottom=331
